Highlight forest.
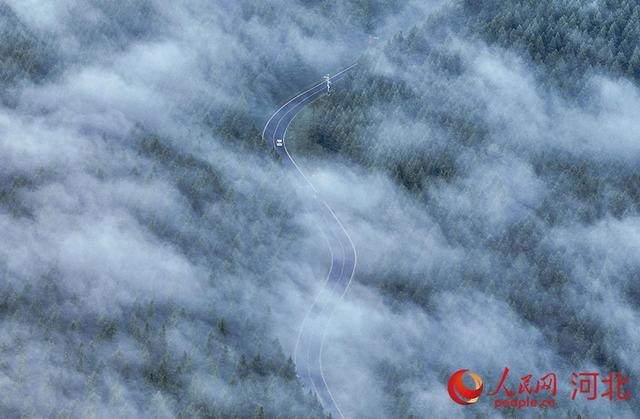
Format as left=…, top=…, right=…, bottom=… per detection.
left=0, top=0, right=639, bottom=418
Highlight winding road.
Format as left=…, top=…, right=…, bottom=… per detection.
left=261, top=64, right=358, bottom=418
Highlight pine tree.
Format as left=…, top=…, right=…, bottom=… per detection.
left=282, top=356, right=296, bottom=380
left=217, top=318, right=227, bottom=336
left=252, top=354, right=266, bottom=376
left=237, top=354, right=250, bottom=379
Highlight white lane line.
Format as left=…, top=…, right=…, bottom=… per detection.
left=262, top=61, right=357, bottom=145
left=294, top=221, right=334, bottom=367
left=262, top=64, right=358, bottom=419
left=280, top=69, right=357, bottom=419
left=331, top=62, right=359, bottom=79
left=317, top=200, right=358, bottom=419
left=261, top=82, right=325, bottom=144
left=280, top=93, right=354, bottom=419
left=316, top=213, right=348, bottom=419
left=266, top=86, right=333, bottom=399
left=296, top=221, right=334, bottom=398
left=279, top=93, right=326, bottom=194
left=272, top=89, right=340, bottom=403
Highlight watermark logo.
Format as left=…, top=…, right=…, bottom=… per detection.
left=446, top=367, right=630, bottom=410
left=447, top=369, right=484, bottom=405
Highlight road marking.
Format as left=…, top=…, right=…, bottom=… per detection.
left=261, top=64, right=358, bottom=419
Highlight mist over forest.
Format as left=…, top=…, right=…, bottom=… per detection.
left=0, top=0, right=639, bottom=418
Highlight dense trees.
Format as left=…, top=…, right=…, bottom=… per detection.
left=0, top=277, right=326, bottom=418
left=463, top=0, right=640, bottom=93
left=287, top=2, right=640, bottom=416
left=3, top=0, right=640, bottom=417
left=0, top=4, right=56, bottom=101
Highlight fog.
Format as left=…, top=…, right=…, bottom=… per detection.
left=0, top=0, right=638, bottom=418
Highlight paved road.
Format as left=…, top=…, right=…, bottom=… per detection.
left=262, top=64, right=358, bottom=418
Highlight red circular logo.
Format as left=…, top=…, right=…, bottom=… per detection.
left=448, top=369, right=484, bottom=405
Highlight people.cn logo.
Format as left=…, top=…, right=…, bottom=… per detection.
left=448, top=369, right=484, bottom=405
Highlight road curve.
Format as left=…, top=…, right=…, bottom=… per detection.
left=262, top=64, right=358, bottom=418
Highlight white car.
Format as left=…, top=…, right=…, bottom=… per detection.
left=275, top=139, right=284, bottom=147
